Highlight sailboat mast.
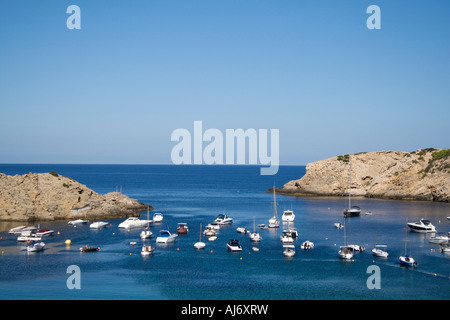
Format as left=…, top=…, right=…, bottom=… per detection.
left=347, top=157, right=352, bottom=210
left=404, top=220, right=408, bottom=256
left=273, top=187, right=277, bottom=218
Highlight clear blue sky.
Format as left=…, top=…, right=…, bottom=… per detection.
left=0, top=0, right=449, bottom=165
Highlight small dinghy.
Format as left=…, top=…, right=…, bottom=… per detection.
left=27, top=242, right=45, bottom=253
left=80, top=246, right=100, bottom=253
left=141, top=245, right=155, bottom=256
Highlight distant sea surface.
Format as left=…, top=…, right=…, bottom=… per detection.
left=0, top=164, right=449, bottom=300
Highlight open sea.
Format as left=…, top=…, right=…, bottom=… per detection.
left=0, top=164, right=449, bottom=300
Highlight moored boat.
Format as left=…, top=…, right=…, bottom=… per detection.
left=372, top=245, right=389, bottom=258
left=428, top=233, right=449, bottom=244
left=227, top=239, right=242, bottom=252
left=118, top=217, right=151, bottom=229
left=283, top=245, right=295, bottom=257
left=141, top=245, right=154, bottom=256
left=153, top=212, right=164, bottom=223
left=281, top=210, right=295, bottom=223
left=27, top=242, right=45, bottom=253
left=194, top=223, right=206, bottom=249
left=300, top=240, right=314, bottom=250
left=399, top=255, right=417, bottom=267
left=68, top=219, right=89, bottom=226
left=89, top=221, right=108, bottom=229
left=80, top=246, right=100, bottom=253
left=177, top=223, right=189, bottom=235
left=407, top=219, right=436, bottom=233
left=339, top=246, right=354, bottom=260
left=215, top=214, right=233, bottom=225
left=36, top=228, right=54, bottom=237
left=156, top=230, right=178, bottom=243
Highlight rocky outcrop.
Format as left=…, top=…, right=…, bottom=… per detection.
left=0, top=172, right=152, bottom=221
left=275, top=149, right=450, bottom=202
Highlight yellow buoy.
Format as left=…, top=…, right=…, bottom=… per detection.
left=57, top=231, right=60, bottom=235
left=65, top=240, right=71, bottom=245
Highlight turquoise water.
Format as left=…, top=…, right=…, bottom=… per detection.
left=0, top=164, right=449, bottom=300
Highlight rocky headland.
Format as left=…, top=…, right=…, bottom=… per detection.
left=273, top=148, right=450, bottom=202
left=0, top=171, right=151, bottom=221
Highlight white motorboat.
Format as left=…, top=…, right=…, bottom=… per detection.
left=348, top=244, right=365, bottom=252
left=215, top=214, right=233, bottom=225
left=118, top=217, right=151, bottom=229
left=206, top=222, right=221, bottom=230
left=440, top=244, right=450, bottom=253
left=334, top=222, right=344, bottom=229
left=283, top=245, right=296, bottom=257
left=281, top=209, right=295, bottom=223
left=280, top=230, right=294, bottom=244
left=269, top=187, right=280, bottom=228
left=89, top=221, right=109, bottom=229
left=27, top=242, right=45, bottom=252
left=140, top=245, right=154, bottom=256
left=8, top=226, right=27, bottom=234
left=17, top=231, right=41, bottom=242
left=9, top=225, right=37, bottom=234
left=227, top=239, right=242, bottom=252
left=236, top=227, right=249, bottom=234
left=140, top=229, right=153, bottom=239
left=372, top=245, right=389, bottom=258
left=428, top=234, right=449, bottom=244
left=156, top=230, right=178, bottom=243
left=203, top=227, right=217, bottom=237
left=407, top=219, right=436, bottom=233
left=194, top=223, right=206, bottom=249
left=153, top=212, right=164, bottom=223
left=300, top=240, right=314, bottom=250
left=68, top=219, right=89, bottom=226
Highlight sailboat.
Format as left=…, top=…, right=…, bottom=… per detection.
left=269, top=187, right=280, bottom=228
left=399, top=221, right=417, bottom=267
left=338, top=214, right=354, bottom=261
left=249, top=216, right=262, bottom=242
left=194, top=223, right=206, bottom=249
left=343, top=156, right=361, bottom=217
left=140, top=206, right=153, bottom=239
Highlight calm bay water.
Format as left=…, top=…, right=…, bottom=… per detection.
left=0, top=164, right=449, bottom=300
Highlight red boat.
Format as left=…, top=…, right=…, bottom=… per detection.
left=36, top=229, right=54, bottom=236
left=177, top=223, right=188, bottom=235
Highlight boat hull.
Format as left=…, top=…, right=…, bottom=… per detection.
left=399, top=256, right=417, bottom=267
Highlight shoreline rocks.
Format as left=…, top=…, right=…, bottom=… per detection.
left=272, top=149, right=450, bottom=202
left=0, top=172, right=152, bottom=221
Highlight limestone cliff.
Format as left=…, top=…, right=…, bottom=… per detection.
left=275, top=148, right=450, bottom=202
left=0, top=171, right=151, bottom=221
